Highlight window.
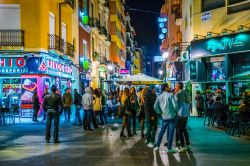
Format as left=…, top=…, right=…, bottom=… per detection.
left=228, top=0, right=247, bottom=5
left=227, top=1, right=250, bottom=14
left=185, top=15, right=188, bottom=30
left=82, top=40, right=87, bottom=58
left=91, top=2, right=94, bottom=18
left=202, top=0, right=225, bottom=12
left=190, top=5, right=192, bottom=26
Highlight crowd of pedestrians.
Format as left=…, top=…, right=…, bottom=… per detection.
left=37, top=82, right=193, bottom=153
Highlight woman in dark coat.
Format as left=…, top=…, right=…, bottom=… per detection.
left=32, top=92, right=40, bottom=122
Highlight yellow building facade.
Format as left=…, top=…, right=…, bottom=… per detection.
left=0, top=0, right=79, bottom=117
left=109, top=0, right=126, bottom=70
left=182, top=0, right=250, bottom=43
left=88, top=0, right=110, bottom=89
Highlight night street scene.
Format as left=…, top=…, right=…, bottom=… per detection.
left=0, top=0, right=250, bottom=166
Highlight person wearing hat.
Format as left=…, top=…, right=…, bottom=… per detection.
left=43, top=85, right=63, bottom=143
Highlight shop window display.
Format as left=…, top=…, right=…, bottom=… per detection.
left=207, top=61, right=226, bottom=81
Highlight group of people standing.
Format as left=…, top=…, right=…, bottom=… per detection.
left=41, top=81, right=192, bottom=153
left=118, top=82, right=192, bottom=153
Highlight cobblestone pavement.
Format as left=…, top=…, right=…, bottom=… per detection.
left=0, top=117, right=250, bottom=166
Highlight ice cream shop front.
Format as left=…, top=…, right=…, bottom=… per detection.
left=0, top=54, right=73, bottom=118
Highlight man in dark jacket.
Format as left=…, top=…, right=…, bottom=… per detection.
left=63, top=88, right=73, bottom=122
left=144, top=85, right=157, bottom=148
left=43, top=85, right=63, bottom=143
left=73, top=89, right=82, bottom=126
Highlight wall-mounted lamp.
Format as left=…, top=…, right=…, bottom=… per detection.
left=194, top=34, right=206, bottom=40
left=238, top=25, right=250, bottom=32
left=222, top=29, right=234, bottom=34
left=207, top=32, right=220, bottom=38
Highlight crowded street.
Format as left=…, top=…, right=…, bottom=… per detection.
left=0, top=0, right=250, bottom=165
left=0, top=117, right=250, bottom=166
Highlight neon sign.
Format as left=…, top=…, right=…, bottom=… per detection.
left=0, top=57, right=27, bottom=74
left=191, top=31, right=250, bottom=58
left=207, top=38, right=245, bottom=53
left=38, top=59, right=73, bottom=74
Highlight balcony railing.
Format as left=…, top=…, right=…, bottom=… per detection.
left=65, top=0, right=75, bottom=9
left=100, top=26, right=108, bottom=37
left=171, top=0, right=181, bottom=13
left=0, top=30, right=24, bottom=47
left=106, top=34, right=111, bottom=42
left=64, top=42, right=74, bottom=58
left=89, top=18, right=100, bottom=29
left=48, top=34, right=64, bottom=53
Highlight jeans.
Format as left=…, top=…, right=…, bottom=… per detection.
left=83, top=109, right=91, bottom=130
left=64, top=107, right=71, bottom=122
left=177, top=116, right=190, bottom=147
left=146, top=117, right=158, bottom=144
left=46, top=110, right=60, bottom=141
left=100, top=106, right=107, bottom=125
left=155, top=116, right=177, bottom=150
left=74, top=105, right=82, bottom=125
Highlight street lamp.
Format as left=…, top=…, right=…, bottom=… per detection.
left=162, top=51, right=169, bottom=83
left=107, top=64, right=113, bottom=71
left=159, top=70, right=163, bottom=75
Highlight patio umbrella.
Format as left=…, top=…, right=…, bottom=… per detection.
left=115, top=73, right=163, bottom=85
left=230, top=71, right=250, bottom=79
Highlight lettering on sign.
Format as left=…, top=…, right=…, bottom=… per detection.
left=207, top=38, right=245, bottom=53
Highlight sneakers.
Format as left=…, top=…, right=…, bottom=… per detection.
left=147, top=142, right=154, bottom=148
left=167, top=148, right=178, bottom=153
left=178, top=147, right=186, bottom=153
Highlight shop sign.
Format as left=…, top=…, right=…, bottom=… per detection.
left=201, top=11, right=211, bottom=22
left=190, top=61, right=197, bottom=80
left=191, top=31, right=250, bottom=58
left=38, top=58, right=73, bottom=78
left=120, top=69, right=130, bottom=75
left=0, top=57, right=28, bottom=74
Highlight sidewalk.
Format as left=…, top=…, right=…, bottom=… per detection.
left=0, top=117, right=249, bottom=166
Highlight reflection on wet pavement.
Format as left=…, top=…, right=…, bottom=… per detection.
left=0, top=117, right=250, bottom=166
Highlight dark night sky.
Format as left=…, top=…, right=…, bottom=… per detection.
left=126, top=0, right=164, bottom=57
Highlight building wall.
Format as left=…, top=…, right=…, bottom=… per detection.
left=182, top=0, right=250, bottom=43
left=109, top=0, right=126, bottom=68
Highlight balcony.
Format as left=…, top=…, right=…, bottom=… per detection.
left=57, top=0, right=75, bottom=9
left=89, top=18, right=101, bottom=30
left=0, top=30, right=24, bottom=47
left=99, top=26, right=108, bottom=39
left=64, top=42, right=74, bottom=58
left=171, top=0, right=181, bottom=13
left=100, top=56, right=108, bottom=65
left=48, top=34, right=64, bottom=53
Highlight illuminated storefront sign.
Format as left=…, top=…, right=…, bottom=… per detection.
left=120, top=69, right=130, bottom=74
left=191, top=31, right=250, bottom=58
left=38, top=58, right=73, bottom=78
left=0, top=56, right=73, bottom=78
left=0, top=57, right=27, bottom=74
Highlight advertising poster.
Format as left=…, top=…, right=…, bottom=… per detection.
left=21, top=78, right=37, bottom=117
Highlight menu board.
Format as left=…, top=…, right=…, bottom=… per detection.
left=21, top=78, right=37, bottom=117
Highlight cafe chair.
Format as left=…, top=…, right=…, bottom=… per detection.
left=238, top=111, right=250, bottom=137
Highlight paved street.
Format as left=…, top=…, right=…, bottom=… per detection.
left=0, top=117, right=250, bottom=166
